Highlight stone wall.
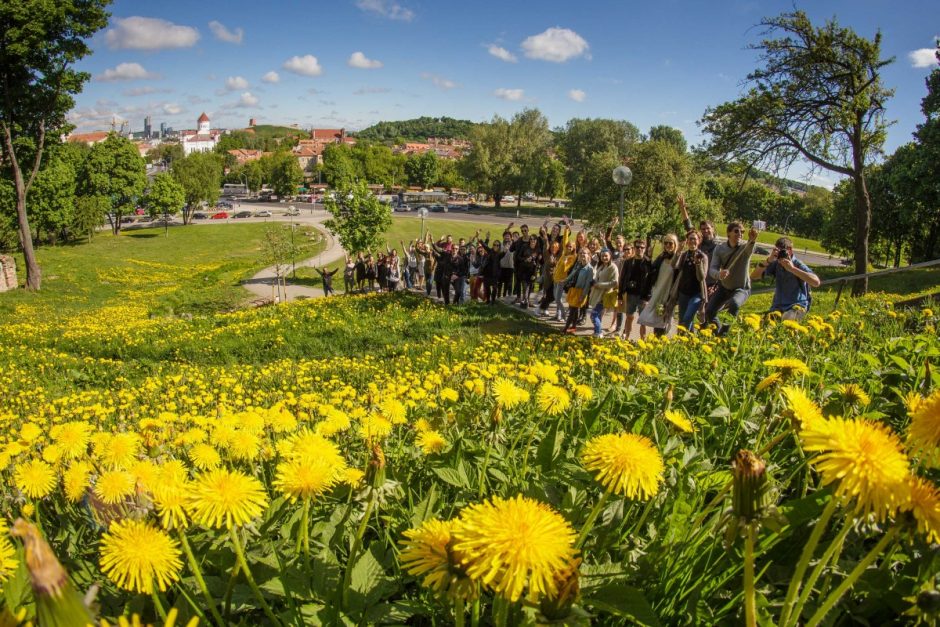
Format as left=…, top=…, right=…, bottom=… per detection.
left=0, top=255, right=16, bottom=292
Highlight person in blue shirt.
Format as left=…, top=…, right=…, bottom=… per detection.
left=750, top=237, right=821, bottom=319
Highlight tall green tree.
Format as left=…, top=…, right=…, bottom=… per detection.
left=321, top=144, right=359, bottom=189
left=323, top=181, right=392, bottom=254
left=172, top=152, right=222, bottom=224
left=0, top=0, right=110, bottom=288
left=555, top=118, right=640, bottom=202
left=510, top=108, right=552, bottom=206
left=269, top=153, right=303, bottom=198
left=405, top=151, right=440, bottom=189
left=648, top=125, right=688, bottom=153
left=461, top=115, right=517, bottom=208
left=79, top=133, right=147, bottom=235
left=908, top=43, right=940, bottom=261
left=701, top=11, right=893, bottom=294
left=145, top=172, right=186, bottom=219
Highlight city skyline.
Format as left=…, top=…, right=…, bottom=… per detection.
left=69, top=0, right=939, bottom=187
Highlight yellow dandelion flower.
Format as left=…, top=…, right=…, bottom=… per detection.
left=96, top=433, right=141, bottom=469
left=227, top=430, right=262, bottom=462
left=836, top=383, right=871, bottom=407
left=452, top=495, right=577, bottom=602
left=50, top=421, right=92, bottom=460
left=536, top=384, right=571, bottom=416
left=440, top=388, right=459, bottom=404
left=782, top=319, right=809, bottom=334
left=413, top=418, right=432, bottom=433
left=0, top=533, right=16, bottom=584
left=41, top=444, right=63, bottom=465
left=756, top=372, right=783, bottom=392
left=274, top=438, right=345, bottom=502
left=908, top=390, right=940, bottom=467
left=265, top=403, right=298, bottom=433
left=152, top=479, right=191, bottom=531
left=635, top=362, right=659, bottom=377
left=339, top=467, right=365, bottom=486
left=99, top=519, right=182, bottom=594
left=781, top=386, right=826, bottom=430
left=763, top=358, right=811, bottom=378
left=417, top=430, right=447, bottom=455
left=359, top=414, right=393, bottom=441
left=399, top=518, right=476, bottom=601
left=63, top=462, right=93, bottom=503
left=189, top=444, right=221, bottom=470
left=801, top=417, right=911, bottom=521
left=743, top=314, right=762, bottom=332
left=14, top=459, right=56, bottom=499
left=664, top=410, right=694, bottom=433
left=316, top=409, right=352, bottom=436
left=94, top=469, right=136, bottom=505
left=906, top=476, right=940, bottom=543
left=187, top=468, right=269, bottom=529
left=582, top=433, right=664, bottom=500
left=573, top=384, right=593, bottom=401
left=903, top=391, right=924, bottom=416
left=19, top=423, right=42, bottom=444
left=530, top=361, right=560, bottom=383
left=492, top=378, right=529, bottom=409
left=379, top=398, right=408, bottom=424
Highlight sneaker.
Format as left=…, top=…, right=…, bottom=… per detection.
left=564, top=327, right=577, bottom=334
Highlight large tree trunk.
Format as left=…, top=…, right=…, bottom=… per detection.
left=14, top=188, right=41, bottom=290
left=851, top=155, right=871, bottom=296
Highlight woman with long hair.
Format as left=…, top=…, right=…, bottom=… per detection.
left=588, top=249, right=619, bottom=338
left=563, top=249, right=594, bottom=333
left=669, top=230, right=709, bottom=330
left=637, top=234, right=679, bottom=336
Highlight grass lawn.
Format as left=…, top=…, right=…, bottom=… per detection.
left=0, top=222, right=324, bottom=318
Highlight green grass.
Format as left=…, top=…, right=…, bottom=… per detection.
left=0, top=223, right=324, bottom=318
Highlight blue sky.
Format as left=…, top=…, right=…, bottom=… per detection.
left=71, top=0, right=938, bottom=186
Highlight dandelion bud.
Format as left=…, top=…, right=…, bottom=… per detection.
left=10, top=519, right=94, bottom=624
left=917, top=589, right=940, bottom=615
left=368, top=443, right=386, bottom=488
left=664, top=385, right=674, bottom=411
left=539, top=557, right=582, bottom=621
left=490, top=404, right=502, bottom=425
left=732, top=450, right=770, bottom=524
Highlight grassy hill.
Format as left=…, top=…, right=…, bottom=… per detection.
left=355, top=116, right=477, bottom=142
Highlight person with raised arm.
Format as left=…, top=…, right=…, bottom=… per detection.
left=703, top=222, right=759, bottom=335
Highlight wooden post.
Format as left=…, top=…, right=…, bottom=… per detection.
left=834, top=279, right=847, bottom=308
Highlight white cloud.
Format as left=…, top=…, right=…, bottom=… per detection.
left=261, top=71, right=280, bottom=83
left=225, top=76, right=249, bottom=90
left=105, top=16, right=199, bottom=50
left=494, top=88, right=524, bottom=101
left=348, top=51, right=384, bottom=69
left=487, top=44, right=517, bottom=63
left=283, top=55, right=323, bottom=77
left=421, top=72, right=458, bottom=90
left=163, top=103, right=183, bottom=115
left=96, top=62, right=159, bottom=81
left=235, top=92, right=258, bottom=107
left=355, top=0, right=414, bottom=21
left=568, top=89, right=586, bottom=102
left=208, top=20, right=243, bottom=44
left=521, top=27, right=590, bottom=62
left=122, top=86, right=172, bottom=97
left=909, top=47, right=939, bottom=68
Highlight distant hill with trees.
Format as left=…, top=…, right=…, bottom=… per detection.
left=355, top=117, right=477, bottom=143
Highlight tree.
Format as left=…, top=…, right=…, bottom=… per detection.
left=26, top=147, right=77, bottom=243
left=0, top=0, right=110, bottom=288
left=461, top=116, right=517, bottom=208
left=145, top=173, right=185, bottom=219
left=323, top=181, right=391, bottom=254
left=321, top=144, right=359, bottom=189
left=405, top=151, right=439, bottom=189
left=701, top=11, right=893, bottom=294
left=624, top=139, right=691, bottom=236
left=908, top=42, right=940, bottom=261
left=648, top=125, right=688, bottom=153
left=260, top=225, right=297, bottom=302
left=269, top=153, right=303, bottom=198
left=555, top=118, right=640, bottom=200
left=145, top=142, right=183, bottom=166
left=538, top=158, right=567, bottom=201
left=172, top=152, right=222, bottom=224
left=79, top=133, right=147, bottom=235
left=510, top=108, right=552, bottom=205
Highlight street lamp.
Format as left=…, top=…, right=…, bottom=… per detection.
left=612, top=166, right=633, bottom=234
left=418, top=207, right=429, bottom=240
left=290, top=222, right=297, bottom=279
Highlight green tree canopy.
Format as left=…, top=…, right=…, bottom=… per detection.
left=405, top=151, right=440, bottom=189
left=172, top=151, right=222, bottom=224
left=269, top=153, right=304, bottom=198
left=460, top=115, right=518, bottom=208
left=701, top=10, right=893, bottom=294
left=79, top=133, right=147, bottom=234
left=0, top=0, right=110, bottom=288
left=145, top=172, right=186, bottom=219
left=322, top=181, right=392, bottom=255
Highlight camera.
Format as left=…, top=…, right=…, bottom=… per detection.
left=776, top=248, right=789, bottom=260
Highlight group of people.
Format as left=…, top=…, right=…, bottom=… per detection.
left=317, top=196, right=821, bottom=338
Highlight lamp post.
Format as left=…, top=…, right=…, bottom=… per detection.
left=290, top=222, right=297, bottom=279
left=612, top=166, right=633, bottom=234
left=418, top=207, right=429, bottom=240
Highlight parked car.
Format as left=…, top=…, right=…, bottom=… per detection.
left=255, top=210, right=273, bottom=218
left=120, top=215, right=136, bottom=224
left=467, top=202, right=481, bottom=210
left=447, top=204, right=466, bottom=212
left=233, top=210, right=253, bottom=218
left=216, top=200, right=233, bottom=209
left=429, top=204, right=448, bottom=213
left=502, top=195, right=516, bottom=203
left=210, top=211, right=228, bottom=220
left=191, top=212, right=208, bottom=220
left=285, top=206, right=300, bottom=216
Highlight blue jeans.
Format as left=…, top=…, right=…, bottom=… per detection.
left=553, top=281, right=567, bottom=317
left=452, top=277, right=466, bottom=304
left=677, top=292, right=703, bottom=330
left=590, top=303, right=605, bottom=336
left=704, top=285, right=750, bottom=332
left=404, top=267, right=414, bottom=289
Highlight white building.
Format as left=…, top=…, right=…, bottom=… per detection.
left=181, top=112, right=222, bottom=155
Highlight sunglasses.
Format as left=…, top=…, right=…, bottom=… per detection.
left=730, top=228, right=743, bottom=234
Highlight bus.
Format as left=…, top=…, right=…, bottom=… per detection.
left=400, top=191, right=448, bottom=207
left=221, top=183, right=247, bottom=197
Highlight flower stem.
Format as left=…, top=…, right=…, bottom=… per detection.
left=295, top=498, right=310, bottom=557
left=787, top=515, right=853, bottom=627
left=341, top=488, right=377, bottom=610
left=151, top=587, right=168, bottom=622
left=779, top=497, right=837, bottom=626
left=575, top=491, right=611, bottom=549
left=229, top=527, right=282, bottom=626
left=470, top=598, right=480, bottom=627
left=743, top=524, right=757, bottom=627
left=454, top=596, right=466, bottom=627
left=805, top=526, right=899, bottom=627
left=179, top=532, right=225, bottom=627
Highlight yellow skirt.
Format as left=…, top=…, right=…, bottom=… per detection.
left=567, top=287, right=588, bottom=308
left=602, top=290, right=618, bottom=309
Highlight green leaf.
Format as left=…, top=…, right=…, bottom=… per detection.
left=537, top=422, right=562, bottom=471
left=709, top=406, right=731, bottom=419
left=584, top=583, right=661, bottom=626
left=410, top=483, right=438, bottom=527
left=432, top=466, right=469, bottom=488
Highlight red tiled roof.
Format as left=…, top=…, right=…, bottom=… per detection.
left=311, top=128, right=344, bottom=140
left=197, top=112, right=210, bottom=123
left=67, top=131, right=109, bottom=144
